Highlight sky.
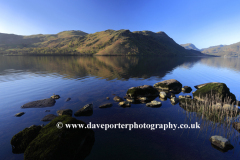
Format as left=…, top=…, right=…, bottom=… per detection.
left=0, top=0, right=240, bottom=49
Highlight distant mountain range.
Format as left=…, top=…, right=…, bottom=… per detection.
left=0, top=30, right=208, bottom=56
left=180, top=43, right=200, bottom=51
left=181, top=43, right=240, bottom=57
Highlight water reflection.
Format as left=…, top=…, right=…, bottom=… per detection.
left=0, top=56, right=209, bottom=81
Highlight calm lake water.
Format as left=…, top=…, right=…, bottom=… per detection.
left=0, top=56, right=240, bottom=160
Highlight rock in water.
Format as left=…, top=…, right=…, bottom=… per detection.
left=182, top=86, right=192, bottom=93
left=57, top=109, right=73, bottom=116
left=126, top=85, right=159, bottom=98
left=21, top=98, right=56, bottom=108
left=146, top=100, right=162, bottom=107
left=99, top=103, right=112, bottom=108
left=209, top=135, right=233, bottom=151
left=65, top=98, right=71, bottom=102
left=41, top=114, right=58, bottom=121
left=11, top=125, right=42, bottom=153
left=113, top=96, right=124, bottom=102
left=153, top=79, right=182, bottom=92
left=119, top=101, right=131, bottom=107
left=15, top=112, right=25, bottom=117
left=193, top=83, right=236, bottom=103
left=51, top=94, right=60, bottom=99
left=74, top=104, right=93, bottom=116
left=233, top=122, right=240, bottom=132
left=159, top=92, right=167, bottom=99
left=24, top=115, right=95, bottom=160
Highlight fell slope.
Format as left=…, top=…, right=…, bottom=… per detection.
left=1, top=29, right=206, bottom=56
left=180, top=43, right=200, bottom=51
left=201, top=43, right=240, bottom=56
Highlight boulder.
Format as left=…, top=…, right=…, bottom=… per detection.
left=74, top=104, right=93, bottom=116
left=182, top=86, right=192, bottom=93
left=51, top=94, right=60, bottom=99
left=209, top=135, right=233, bottom=151
left=194, top=82, right=219, bottom=89
left=126, top=85, right=159, bottom=98
left=232, top=122, right=240, bottom=132
left=193, top=83, right=236, bottom=103
left=41, top=114, right=58, bottom=121
left=146, top=100, right=162, bottom=107
left=99, top=103, right=112, bottom=108
left=24, top=115, right=95, bottom=160
left=11, top=125, right=42, bottom=153
left=153, top=79, right=182, bottom=92
left=119, top=101, right=131, bottom=107
left=15, top=112, right=25, bottom=117
left=106, top=97, right=110, bottom=100
left=57, top=109, right=73, bottom=116
left=159, top=92, right=167, bottom=99
left=21, top=98, right=56, bottom=108
left=113, top=96, right=124, bottom=102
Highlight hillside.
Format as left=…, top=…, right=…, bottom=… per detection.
left=0, top=29, right=206, bottom=56
left=200, top=43, right=240, bottom=56
left=180, top=43, right=200, bottom=51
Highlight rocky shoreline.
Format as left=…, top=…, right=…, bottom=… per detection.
left=12, top=79, right=240, bottom=158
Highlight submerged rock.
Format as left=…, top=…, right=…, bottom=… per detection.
left=193, top=83, right=236, bottom=103
left=15, top=112, right=25, bottom=117
left=106, top=97, right=110, bottom=100
left=209, top=135, right=233, bottom=151
left=113, top=96, right=124, bottom=102
left=74, top=104, right=93, bottom=116
left=99, top=103, right=112, bottom=108
left=65, top=98, right=71, bottom=102
left=41, top=114, right=58, bottom=121
left=24, top=115, right=95, bottom=160
left=146, top=100, right=162, bottom=107
left=126, top=85, right=159, bottom=98
left=11, top=125, right=42, bottom=153
left=21, top=98, right=56, bottom=108
left=57, top=109, right=73, bottom=116
left=153, top=79, right=182, bottom=92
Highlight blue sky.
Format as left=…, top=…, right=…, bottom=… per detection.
left=0, top=0, right=240, bottom=49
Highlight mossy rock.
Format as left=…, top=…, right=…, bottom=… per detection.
left=193, top=83, right=236, bottom=103
left=24, top=115, right=95, bottom=160
left=153, top=79, right=182, bottom=92
left=126, top=85, right=159, bottom=98
left=11, top=125, right=42, bottom=153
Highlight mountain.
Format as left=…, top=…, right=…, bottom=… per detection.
left=180, top=43, right=200, bottom=51
left=200, top=43, right=240, bottom=56
left=0, top=29, right=207, bottom=56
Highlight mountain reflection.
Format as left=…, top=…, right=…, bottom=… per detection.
left=1, top=56, right=233, bottom=81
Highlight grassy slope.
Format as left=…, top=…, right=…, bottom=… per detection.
left=201, top=43, right=240, bottom=56
left=180, top=43, right=200, bottom=51
left=0, top=29, right=205, bottom=56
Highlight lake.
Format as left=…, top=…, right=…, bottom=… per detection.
left=0, top=56, right=240, bottom=160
